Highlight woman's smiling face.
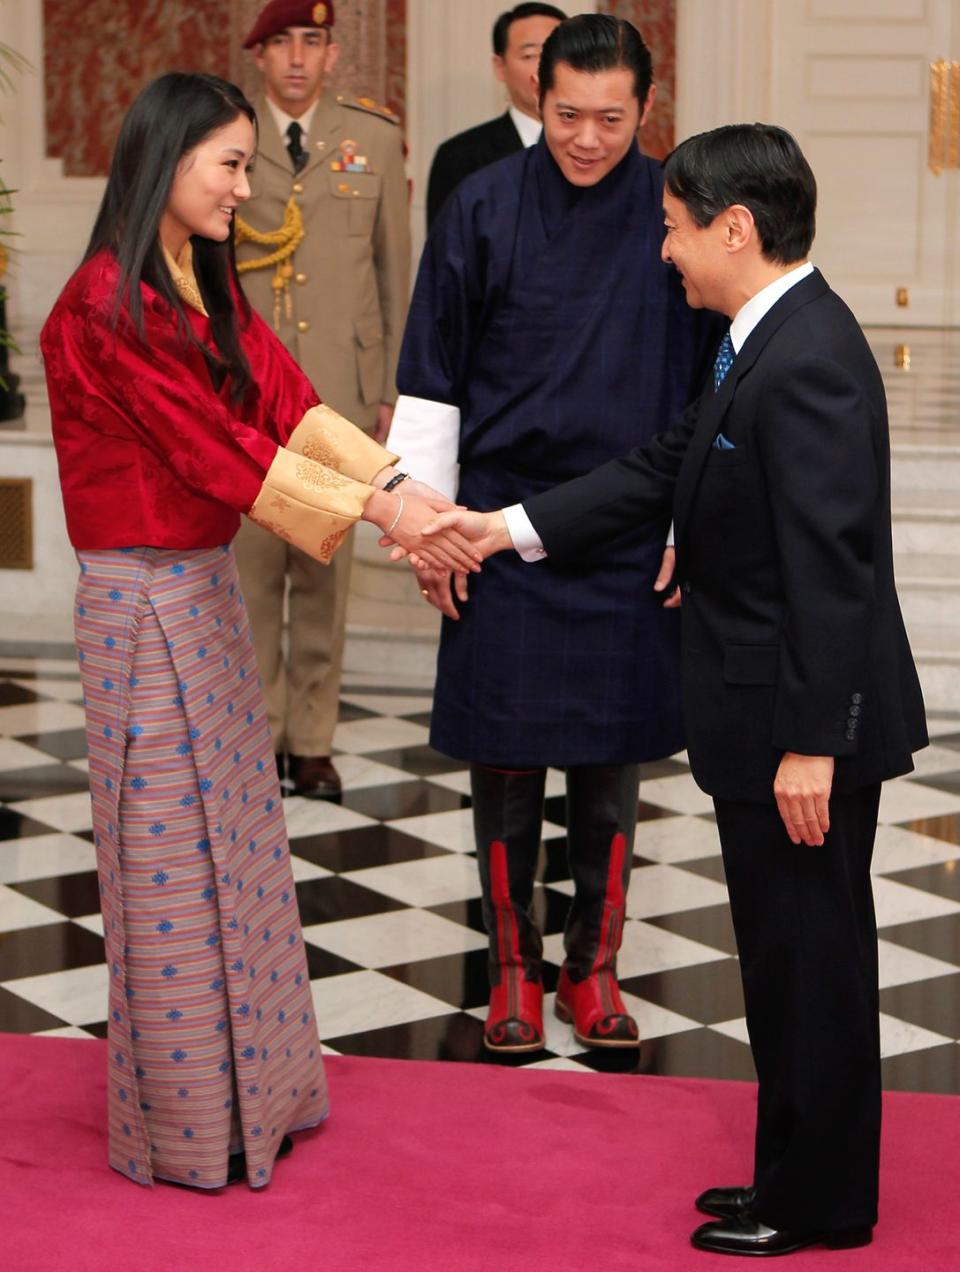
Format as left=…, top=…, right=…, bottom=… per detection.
left=159, top=114, right=255, bottom=256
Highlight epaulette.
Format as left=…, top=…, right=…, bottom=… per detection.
left=337, top=94, right=400, bottom=125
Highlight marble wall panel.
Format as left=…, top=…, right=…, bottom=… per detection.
left=384, top=0, right=408, bottom=124
left=597, top=0, right=676, bottom=160
left=43, top=0, right=226, bottom=177
left=45, top=1, right=407, bottom=179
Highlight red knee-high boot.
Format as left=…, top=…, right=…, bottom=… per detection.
left=471, top=764, right=546, bottom=1054
left=484, top=838, right=545, bottom=1052
left=555, top=764, right=641, bottom=1049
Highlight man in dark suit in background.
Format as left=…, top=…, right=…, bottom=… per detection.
left=425, top=3, right=565, bottom=229
left=418, top=124, right=928, bottom=1258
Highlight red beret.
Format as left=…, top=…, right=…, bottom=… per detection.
left=242, top=0, right=335, bottom=49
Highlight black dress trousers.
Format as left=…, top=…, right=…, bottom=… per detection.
left=712, top=784, right=882, bottom=1232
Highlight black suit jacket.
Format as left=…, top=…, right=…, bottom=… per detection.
left=426, top=112, right=524, bottom=230
left=524, top=270, right=927, bottom=803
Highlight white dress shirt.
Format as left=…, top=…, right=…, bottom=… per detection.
left=509, top=105, right=543, bottom=148
left=504, top=262, right=816, bottom=560
left=264, top=98, right=320, bottom=150
left=728, top=261, right=813, bottom=353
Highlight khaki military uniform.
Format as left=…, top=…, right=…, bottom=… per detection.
left=234, top=91, right=411, bottom=758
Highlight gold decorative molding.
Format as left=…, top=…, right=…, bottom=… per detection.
left=929, top=59, right=960, bottom=175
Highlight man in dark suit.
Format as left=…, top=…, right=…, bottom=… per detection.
left=425, top=3, right=565, bottom=229
left=416, top=124, right=928, bottom=1257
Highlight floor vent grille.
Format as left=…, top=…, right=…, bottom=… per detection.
left=0, top=478, right=33, bottom=569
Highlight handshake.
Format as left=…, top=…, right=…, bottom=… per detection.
left=361, top=467, right=680, bottom=621
left=359, top=468, right=511, bottom=621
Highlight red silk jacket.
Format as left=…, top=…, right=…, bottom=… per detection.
left=41, top=251, right=387, bottom=553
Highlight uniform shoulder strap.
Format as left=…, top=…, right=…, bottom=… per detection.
left=337, top=94, right=400, bottom=126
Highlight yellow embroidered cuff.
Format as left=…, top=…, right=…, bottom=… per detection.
left=287, top=404, right=399, bottom=483
left=247, top=446, right=373, bottom=564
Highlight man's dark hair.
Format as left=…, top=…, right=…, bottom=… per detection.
left=492, top=4, right=566, bottom=57
left=664, top=124, right=817, bottom=265
left=85, top=72, right=258, bottom=406
left=538, top=13, right=652, bottom=106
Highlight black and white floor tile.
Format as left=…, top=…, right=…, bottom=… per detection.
left=1, top=645, right=959, bottom=1092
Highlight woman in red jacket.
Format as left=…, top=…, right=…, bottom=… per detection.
left=41, top=71, right=474, bottom=1191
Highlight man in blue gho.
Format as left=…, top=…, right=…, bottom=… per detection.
left=388, top=14, right=722, bottom=1054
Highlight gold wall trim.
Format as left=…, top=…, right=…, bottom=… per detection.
left=929, top=59, right=960, bottom=175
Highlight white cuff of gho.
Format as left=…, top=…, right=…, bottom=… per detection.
left=666, top=520, right=675, bottom=548
left=386, top=395, right=461, bottom=500
left=503, top=503, right=547, bottom=562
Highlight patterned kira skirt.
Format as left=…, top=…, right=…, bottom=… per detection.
left=74, top=545, right=328, bottom=1188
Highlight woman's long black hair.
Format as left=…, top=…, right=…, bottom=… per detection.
left=84, top=72, right=257, bottom=406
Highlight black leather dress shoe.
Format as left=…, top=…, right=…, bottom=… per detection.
left=288, top=754, right=342, bottom=800
left=695, top=1185, right=757, bottom=1219
left=691, top=1215, right=873, bottom=1257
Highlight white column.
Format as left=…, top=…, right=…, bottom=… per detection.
left=675, top=0, right=774, bottom=141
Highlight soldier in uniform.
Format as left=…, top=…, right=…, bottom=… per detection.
left=235, top=0, right=411, bottom=798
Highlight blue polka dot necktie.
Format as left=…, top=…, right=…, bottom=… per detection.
left=713, top=331, right=735, bottom=391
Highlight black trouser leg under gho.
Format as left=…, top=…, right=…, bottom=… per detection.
left=471, top=762, right=547, bottom=995
left=713, top=785, right=882, bottom=1233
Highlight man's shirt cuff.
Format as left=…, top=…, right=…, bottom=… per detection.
left=503, top=504, right=547, bottom=562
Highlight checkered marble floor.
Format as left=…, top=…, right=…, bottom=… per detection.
left=1, top=641, right=959, bottom=1092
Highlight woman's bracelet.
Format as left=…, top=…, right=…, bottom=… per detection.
left=382, top=471, right=409, bottom=493
left=385, top=493, right=404, bottom=537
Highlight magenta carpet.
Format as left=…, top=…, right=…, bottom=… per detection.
left=1, top=1034, right=956, bottom=1271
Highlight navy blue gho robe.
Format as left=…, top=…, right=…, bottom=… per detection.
left=390, top=138, right=722, bottom=767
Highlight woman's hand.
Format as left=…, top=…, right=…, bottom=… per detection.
left=371, top=475, right=462, bottom=564
left=363, top=489, right=482, bottom=573
left=401, top=478, right=457, bottom=507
